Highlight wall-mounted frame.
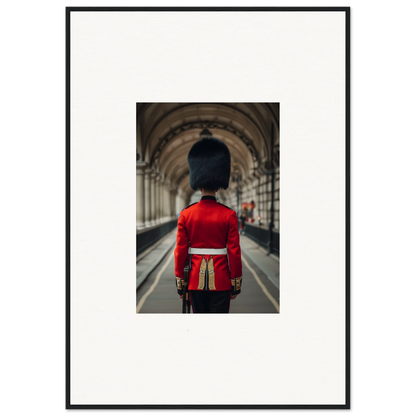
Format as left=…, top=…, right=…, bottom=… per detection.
left=66, top=7, right=350, bottom=409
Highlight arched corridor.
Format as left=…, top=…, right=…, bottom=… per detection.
left=136, top=103, right=279, bottom=253
left=136, top=103, right=280, bottom=312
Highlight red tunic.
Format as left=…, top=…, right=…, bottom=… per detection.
left=174, top=196, right=243, bottom=291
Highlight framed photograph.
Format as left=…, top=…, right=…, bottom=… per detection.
left=135, top=101, right=280, bottom=316
left=67, top=7, right=350, bottom=409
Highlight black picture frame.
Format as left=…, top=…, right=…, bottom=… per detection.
left=61, top=2, right=357, bottom=415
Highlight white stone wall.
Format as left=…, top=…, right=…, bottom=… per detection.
left=136, top=163, right=180, bottom=230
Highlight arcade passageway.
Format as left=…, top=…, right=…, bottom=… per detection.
left=136, top=103, right=279, bottom=313
left=136, top=103, right=279, bottom=258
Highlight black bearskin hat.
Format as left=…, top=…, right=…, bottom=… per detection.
left=188, top=138, right=231, bottom=191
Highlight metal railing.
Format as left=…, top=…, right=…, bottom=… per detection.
left=243, top=222, right=280, bottom=257
left=136, top=219, right=177, bottom=257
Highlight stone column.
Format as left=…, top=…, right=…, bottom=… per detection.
left=144, top=168, right=152, bottom=227
left=175, top=193, right=180, bottom=216
left=154, top=174, right=159, bottom=224
left=161, top=180, right=166, bottom=221
left=275, top=169, right=280, bottom=231
left=165, top=180, right=172, bottom=220
left=136, top=162, right=146, bottom=229
left=159, top=181, right=163, bottom=222
left=150, top=171, right=157, bottom=225
left=167, top=182, right=172, bottom=220
left=161, top=175, right=166, bottom=223
left=176, top=189, right=186, bottom=213
left=264, top=177, right=268, bottom=223
left=170, top=184, right=177, bottom=219
left=169, top=189, right=174, bottom=219
left=259, top=176, right=264, bottom=224
left=253, top=177, right=259, bottom=221
left=158, top=174, right=164, bottom=223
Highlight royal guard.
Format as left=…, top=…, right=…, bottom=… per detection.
left=174, top=136, right=243, bottom=313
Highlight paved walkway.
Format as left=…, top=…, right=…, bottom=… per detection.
left=239, top=234, right=280, bottom=302
left=136, top=228, right=280, bottom=313
left=136, top=228, right=177, bottom=290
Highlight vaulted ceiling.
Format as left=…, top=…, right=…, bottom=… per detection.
left=137, top=103, right=279, bottom=200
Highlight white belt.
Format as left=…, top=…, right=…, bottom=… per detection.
left=188, top=248, right=227, bottom=255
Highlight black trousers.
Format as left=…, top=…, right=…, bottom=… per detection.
left=190, top=290, right=231, bottom=313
